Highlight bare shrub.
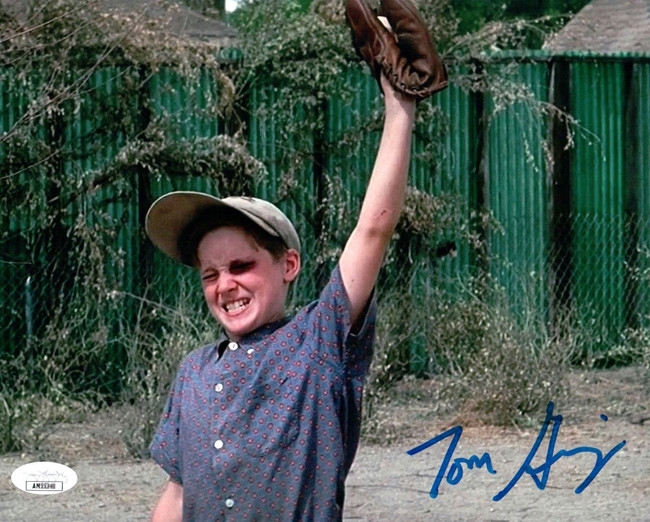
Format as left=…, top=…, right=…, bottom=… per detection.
left=590, top=327, right=650, bottom=374
left=0, top=359, right=93, bottom=456
left=437, top=307, right=575, bottom=425
left=114, top=274, right=214, bottom=459
left=0, top=267, right=110, bottom=455
left=364, top=273, right=577, bottom=434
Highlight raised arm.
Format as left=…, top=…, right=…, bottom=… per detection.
left=339, top=74, right=416, bottom=327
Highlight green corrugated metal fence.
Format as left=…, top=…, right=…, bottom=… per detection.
left=637, top=63, right=650, bottom=326
left=571, top=60, right=627, bottom=337
left=487, top=61, right=550, bottom=315
left=2, top=51, right=650, bottom=367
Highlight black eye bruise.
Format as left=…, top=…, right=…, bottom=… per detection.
left=179, top=207, right=288, bottom=266
left=232, top=260, right=254, bottom=270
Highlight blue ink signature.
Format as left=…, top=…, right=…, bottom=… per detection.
left=407, top=401, right=626, bottom=500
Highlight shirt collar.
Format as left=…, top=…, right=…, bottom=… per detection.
left=214, top=317, right=291, bottom=360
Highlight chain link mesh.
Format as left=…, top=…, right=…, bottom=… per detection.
left=3, top=211, right=650, bottom=374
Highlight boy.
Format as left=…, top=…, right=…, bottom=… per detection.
left=146, top=2, right=445, bottom=518
left=146, top=74, right=412, bottom=521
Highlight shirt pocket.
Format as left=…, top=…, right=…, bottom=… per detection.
left=233, top=373, right=301, bottom=458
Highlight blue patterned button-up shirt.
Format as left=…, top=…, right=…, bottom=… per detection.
left=150, top=265, right=376, bottom=521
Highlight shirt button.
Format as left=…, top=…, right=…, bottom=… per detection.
left=247, top=348, right=254, bottom=355
left=228, top=342, right=238, bottom=351
left=225, top=498, right=235, bottom=508
left=214, top=439, right=224, bottom=450
left=214, top=383, right=224, bottom=393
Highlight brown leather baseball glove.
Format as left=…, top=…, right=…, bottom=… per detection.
left=345, top=0, right=448, bottom=100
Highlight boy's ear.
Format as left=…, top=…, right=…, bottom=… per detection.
left=283, top=249, right=301, bottom=283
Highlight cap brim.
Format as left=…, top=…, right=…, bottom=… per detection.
left=145, top=191, right=301, bottom=265
left=145, top=191, right=232, bottom=264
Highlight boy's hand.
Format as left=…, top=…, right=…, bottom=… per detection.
left=379, top=73, right=416, bottom=115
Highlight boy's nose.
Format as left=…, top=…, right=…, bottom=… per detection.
left=216, top=273, right=237, bottom=294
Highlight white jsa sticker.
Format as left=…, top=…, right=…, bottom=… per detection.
left=11, top=461, right=78, bottom=495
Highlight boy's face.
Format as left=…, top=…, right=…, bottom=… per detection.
left=196, top=226, right=300, bottom=342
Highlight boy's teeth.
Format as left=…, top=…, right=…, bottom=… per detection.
left=225, top=299, right=248, bottom=312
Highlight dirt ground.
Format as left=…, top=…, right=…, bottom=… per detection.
left=1, top=367, right=649, bottom=522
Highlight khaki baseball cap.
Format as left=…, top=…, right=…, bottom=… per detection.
left=145, top=191, right=301, bottom=265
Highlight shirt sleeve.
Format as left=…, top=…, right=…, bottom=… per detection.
left=149, top=361, right=187, bottom=485
left=346, top=289, right=376, bottom=375
left=317, top=265, right=376, bottom=476
left=310, top=263, right=376, bottom=372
